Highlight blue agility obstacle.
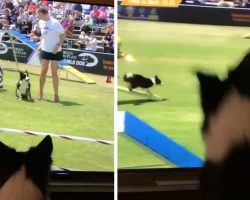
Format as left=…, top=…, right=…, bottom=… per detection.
left=124, top=111, right=203, bottom=168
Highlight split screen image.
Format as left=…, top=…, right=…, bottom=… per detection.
left=1, top=0, right=250, bottom=200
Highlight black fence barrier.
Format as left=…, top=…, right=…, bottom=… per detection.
left=62, top=49, right=114, bottom=77
left=0, top=41, right=114, bottom=77
left=118, top=4, right=250, bottom=27
left=0, top=42, right=34, bottom=64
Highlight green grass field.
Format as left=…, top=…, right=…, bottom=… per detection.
left=118, top=20, right=250, bottom=168
left=0, top=61, right=114, bottom=171
left=118, top=133, right=173, bottom=169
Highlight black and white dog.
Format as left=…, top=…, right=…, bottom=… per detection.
left=16, top=70, right=31, bottom=100
left=0, top=135, right=53, bottom=200
left=197, top=51, right=250, bottom=199
left=123, top=73, right=162, bottom=95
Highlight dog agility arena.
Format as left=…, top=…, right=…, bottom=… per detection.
left=0, top=26, right=114, bottom=171
left=118, top=111, right=203, bottom=169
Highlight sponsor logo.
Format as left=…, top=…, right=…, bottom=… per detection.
left=78, top=52, right=98, bottom=67
left=0, top=43, right=8, bottom=54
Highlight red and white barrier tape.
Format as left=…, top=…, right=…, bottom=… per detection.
left=0, top=128, right=114, bottom=145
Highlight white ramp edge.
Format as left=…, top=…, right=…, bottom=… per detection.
left=117, top=111, right=125, bottom=133
left=27, top=50, right=40, bottom=66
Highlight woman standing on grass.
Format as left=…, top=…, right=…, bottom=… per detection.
left=37, top=6, right=65, bottom=103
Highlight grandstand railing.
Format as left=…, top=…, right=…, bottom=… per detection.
left=118, top=2, right=250, bottom=26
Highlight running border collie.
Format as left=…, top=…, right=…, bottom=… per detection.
left=123, top=73, right=161, bottom=95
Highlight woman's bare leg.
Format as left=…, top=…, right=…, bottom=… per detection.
left=38, top=59, right=50, bottom=99
left=51, top=60, right=59, bottom=102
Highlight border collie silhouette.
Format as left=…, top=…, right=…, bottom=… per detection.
left=0, top=136, right=53, bottom=200
left=197, top=51, right=250, bottom=200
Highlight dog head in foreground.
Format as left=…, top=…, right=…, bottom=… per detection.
left=196, top=51, right=250, bottom=200
left=0, top=136, right=53, bottom=200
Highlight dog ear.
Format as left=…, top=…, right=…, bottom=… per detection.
left=235, top=50, right=250, bottom=72
left=19, top=71, right=23, bottom=79
left=35, top=135, right=53, bottom=157
left=228, top=51, right=250, bottom=96
left=0, top=141, right=16, bottom=164
left=196, top=72, right=223, bottom=115
left=196, top=72, right=221, bottom=92
left=0, top=141, right=14, bottom=153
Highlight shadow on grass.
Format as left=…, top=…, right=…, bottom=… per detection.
left=15, top=98, right=36, bottom=103
left=0, top=89, right=7, bottom=93
left=43, top=99, right=83, bottom=106
left=25, top=98, right=35, bottom=103
left=118, top=98, right=167, bottom=106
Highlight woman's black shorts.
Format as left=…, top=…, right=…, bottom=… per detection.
left=40, top=50, right=63, bottom=61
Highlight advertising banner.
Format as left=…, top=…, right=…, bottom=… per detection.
left=62, top=49, right=114, bottom=77
left=0, top=42, right=34, bottom=64
left=0, top=31, right=114, bottom=77
left=118, top=3, right=250, bottom=27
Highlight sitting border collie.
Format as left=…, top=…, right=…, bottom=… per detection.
left=123, top=73, right=161, bottom=95
left=0, top=135, right=53, bottom=200
left=16, top=70, right=31, bottom=100
left=197, top=51, right=250, bottom=200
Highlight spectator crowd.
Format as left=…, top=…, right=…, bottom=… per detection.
left=181, top=0, right=250, bottom=7
left=0, top=0, right=114, bottom=53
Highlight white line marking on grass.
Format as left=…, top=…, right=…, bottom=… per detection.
left=0, top=128, right=114, bottom=145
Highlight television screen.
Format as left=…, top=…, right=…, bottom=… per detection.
left=0, top=0, right=114, bottom=171
left=118, top=0, right=250, bottom=169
